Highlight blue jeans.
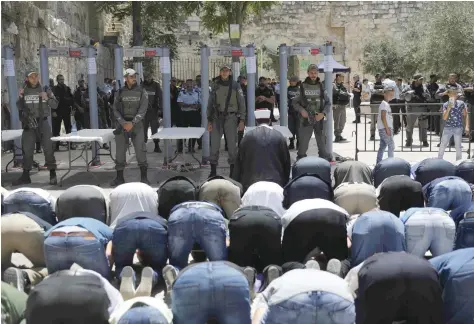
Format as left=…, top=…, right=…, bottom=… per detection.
left=454, top=217, right=474, bottom=250
left=263, top=291, right=355, bottom=324
left=3, top=191, right=56, bottom=225
left=351, top=210, right=406, bottom=267
left=377, top=128, right=395, bottom=164
left=113, top=218, right=168, bottom=283
left=118, top=306, right=169, bottom=324
left=168, top=207, right=227, bottom=269
left=44, top=235, right=110, bottom=279
left=172, top=262, right=251, bottom=324
left=438, top=127, right=463, bottom=161
left=402, top=208, right=455, bottom=257
left=430, top=248, right=474, bottom=324
left=426, top=178, right=472, bottom=211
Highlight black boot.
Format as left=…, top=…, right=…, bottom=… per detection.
left=49, top=170, right=57, bottom=185
left=289, top=139, right=295, bottom=150
left=209, top=164, right=217, bottom=178
left=422, top=141, right=429, bottom=147
left=229, top=164, right=234, bottom=177
left=140, top=167, right=150, bottom=185
left=110, top=170, right=125, bottom=187
left=55, top=142, right=60, bottom=152
left=154, top=140, right=162, bottom=153
left=12, top=170, right=31, bottom=186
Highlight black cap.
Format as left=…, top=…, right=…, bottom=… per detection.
left=290, top=76, right=299, bottom=82
left=429, top=74, right=438, bottom=80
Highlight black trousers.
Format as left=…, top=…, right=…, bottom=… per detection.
left=353, top=97, right=361, bottom=122
left=228, top=206, right=282, bottom=273
left=143, top=109, right=159, bottom=143
left=177, top=110, right=200, bottom=152
left=52, top=109, right=72, bottom=137
left=282, top=209, right=348, bottom=263
left=288, top=112, right=299, bottom=141
left=390, top=99, right=406, bottom=133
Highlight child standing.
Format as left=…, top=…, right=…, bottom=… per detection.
left=376, top=85, right=396, bottom=164
left=438, top=85, right=469, bottom=161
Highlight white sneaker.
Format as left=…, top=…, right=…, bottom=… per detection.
left=326, top=259, right=342, bottom=277
left=119, top=266, right=136, bottom=301
left=135, top=267, right=154, bottom=297
left=162, top=265, right=178, bottom=301
left=243, top=267, right=256, bottom=301
left=305, top=260, right=321, bottom=270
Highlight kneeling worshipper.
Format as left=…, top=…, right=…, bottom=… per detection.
left=333, top=160, right=373, bottom=188
left=372, top=157, right=411, bottom=188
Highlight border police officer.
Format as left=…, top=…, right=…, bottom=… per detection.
left=292, top=64, right=332, bottom=161
left=207, top=64, right=246, bottom=177
left=142, top=72, right=162, bottom=153
left=110, top=68, right=149, bottom=186
left=13, top=70, right=58, bottom=186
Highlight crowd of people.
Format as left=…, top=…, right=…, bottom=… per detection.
left=1, top=154, right=474, bottom=323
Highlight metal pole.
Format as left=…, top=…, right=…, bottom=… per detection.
left=87, top=46, right=100, bottom=164
left=2, top=45, right=22, bottom=162
left=246, top=45, right=256, bottom=127
left=200, top=45, right=210, bottom=162
left=39, top=45, right=52, bottom=128
left=114, top=46, right=124, bottom=91
left=279, top=44, right=288, bottom=127
left=161, top=47, right=172, bottom=162
left=324, top=44, right=334, bottom=158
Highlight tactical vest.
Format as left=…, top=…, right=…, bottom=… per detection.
left=119, top=85, right=144, bottom=120
left=23, top=85, right=44, bottom=118
left=300, top=82, right=323, bottom=114
left=143, top=82, right=156, bottom=105
left=215, top=82, right=238, bottom=113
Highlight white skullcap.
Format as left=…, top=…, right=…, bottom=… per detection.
left=255, top=109, right=271, bottom=119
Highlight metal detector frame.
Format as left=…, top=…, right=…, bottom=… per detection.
left=39, top=44, right=103, bottom=164
left=114, top=45, right=172, bottom=163
left=279, top=43, right=335, bottom=156
left=199, top=44, right=257, bottom=162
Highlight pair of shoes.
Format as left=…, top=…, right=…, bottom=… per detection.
left=326, top=259, right=343, bottom=277
left=334, top=136, right=347, bottom=142
left=422, top=141, right=429, bottom=147
left=369, top=135, right=375, bottom=141
left=288, top=141, right=295, bottom=150
left=3, top=267, right=30, bottom=293
left=305, top=260, right=321, bottom=270
left=119, top=266, right=155, bottom=301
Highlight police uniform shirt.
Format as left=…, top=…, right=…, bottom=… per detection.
left=177, top=89, right=200, bottom=112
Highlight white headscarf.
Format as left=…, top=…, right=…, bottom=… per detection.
left=241, top=181, right=286, bottom=218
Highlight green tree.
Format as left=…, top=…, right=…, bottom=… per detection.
left=407, top=1, right=474, bottom=80
left=360, top=38, right=420, bottom=79
left=196, top=1, right=277, bottom=78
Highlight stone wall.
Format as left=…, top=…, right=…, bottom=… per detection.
left=174, top=1, right=426, bottom=80
left=1, top=1, right=116, bottom=90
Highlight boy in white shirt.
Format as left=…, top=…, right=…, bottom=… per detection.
left=376, top=85, right=396, bottom=164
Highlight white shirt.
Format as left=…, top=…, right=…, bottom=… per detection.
left=377, top=100, right=393, bottom=130
left=344, top=261, right=365, bottom=299
left=109, top=297, right=172, bottom=324
left=241, top=181, right=286, bottom=218
left=109, top=182, right=158, bottom=229
left=252, top=269, right=354, bottom=318
left=281, top=198, right=349, bottom=230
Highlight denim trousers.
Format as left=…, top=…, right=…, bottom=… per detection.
left=3, top=191, right=56, bottom=225
left=113, top=218, right=168, bottom=283
left=430, top=248, right=474, bottom=324
left=438, top=127, right=463, bottom=161
left=403, top=208, right=455, bottom=258
left=351, top=211, right=406, bottom=267
left=172, top=262, right=251, bottom=324
left=377, top=128, right=395, bottom=164
left=426, top=178, right=472, bottom=211
left=262, top=291, right=355, bottom=324
left=44, top=235, right=110, bottom=279
left=168, top=207, right=227, bottom=269
left=118, top=306, right=170, bottom=324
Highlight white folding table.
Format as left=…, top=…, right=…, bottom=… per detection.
left=151, top=127, right=206, bottom=172
left=0, top=129, right=32, bottom=172
left=51, top=129, right=115, bottom=186
left=244, top=125, right=293, bottom=138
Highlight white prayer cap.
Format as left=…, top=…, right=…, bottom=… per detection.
left=255, top=109, right=271, bottom=120
left=124, top=68, right=137, bottom=77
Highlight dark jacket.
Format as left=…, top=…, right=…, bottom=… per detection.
left=232, top=125, right=291, bottom=193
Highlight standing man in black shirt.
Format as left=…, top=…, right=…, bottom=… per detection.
left=287, top=76, right=300, bottom=149
left=52, top=74, right=74, bottom=151
left=255, top=76, right=276, bottom=124
left=426, top=74, right=440, bottom=134
left=352, top=74, right=362, bottom=124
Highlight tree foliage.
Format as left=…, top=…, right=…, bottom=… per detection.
left=361, top=2, right=474, bottom=81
